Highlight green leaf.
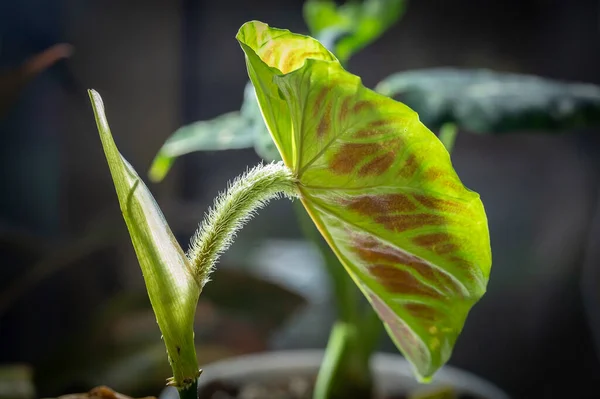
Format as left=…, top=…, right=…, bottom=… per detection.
left=237, top=21, right=491, bottom=380
left=148, top=81, right=283, bottom=182
left=375, top=67, right=600, bottom=134
left=89, top=90, right=200, bottom=388
left=254, top=125, right=281, bottom=161
left=149, top=111, right=255, bottom=182
left=303, top=0, right=407, bottom=62
left=0, top=43, right=72, bottom=120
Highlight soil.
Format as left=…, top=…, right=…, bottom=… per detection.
left=197, top=377, right=485, bottom=399
left=56, top=385, right=156, bottom=399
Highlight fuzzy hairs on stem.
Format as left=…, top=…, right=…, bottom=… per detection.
left=188, top=161, right=298, bottom=288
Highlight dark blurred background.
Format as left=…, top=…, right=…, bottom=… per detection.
left=1, top=0, right=600, bottom=398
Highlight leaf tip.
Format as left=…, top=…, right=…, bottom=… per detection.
left=87, top=88, right=102, bottom=108
left=236, top=20, right=269, bottom=41
left=88, top=89, right=111, bottom=138
left=416, top=377, right=435, bottom=387
left=148, top=152, right=173, bottom=183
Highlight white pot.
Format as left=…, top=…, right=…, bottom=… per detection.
left=159, top=350, right=510, bottom=399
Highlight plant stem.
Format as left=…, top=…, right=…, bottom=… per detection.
left=438, top=123, right=458, bottom=153
left=313, top=322, right=372, bottom=399
left=178, top=379, right=198, bottom=399
left=188, top=162, right=298, bottom=288
left=166, top=161, right=296, bottom=390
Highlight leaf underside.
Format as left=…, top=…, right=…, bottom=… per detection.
left=237, top=21, right=491, bottom=380
left=89, top=90, right=200, bottom=387
left=376, top=67, right=600, bottom=134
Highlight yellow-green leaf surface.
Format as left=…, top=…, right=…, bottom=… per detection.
left=89, top=90, right=200, bottom=387
left=237, top=21, right=491, bottom=380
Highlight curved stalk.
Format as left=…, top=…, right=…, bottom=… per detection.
left=188, top=162, right=298, bottom=288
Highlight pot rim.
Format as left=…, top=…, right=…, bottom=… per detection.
left=189, top=349, right=510, bottom=399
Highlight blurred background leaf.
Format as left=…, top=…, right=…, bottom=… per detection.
left=241, top=82, right=281, bottom=162
left=149, top=81, right=281, bottom=183
left=148, top=111, right=255, bottom=183
left=303, top=0, right=407, bottom=63
left=376, top=68, right=600, bottom=134
left=0, top=43, right=72, bottom=120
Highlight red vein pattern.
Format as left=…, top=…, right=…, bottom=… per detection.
left=237, top=21, right=491, bottom=380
